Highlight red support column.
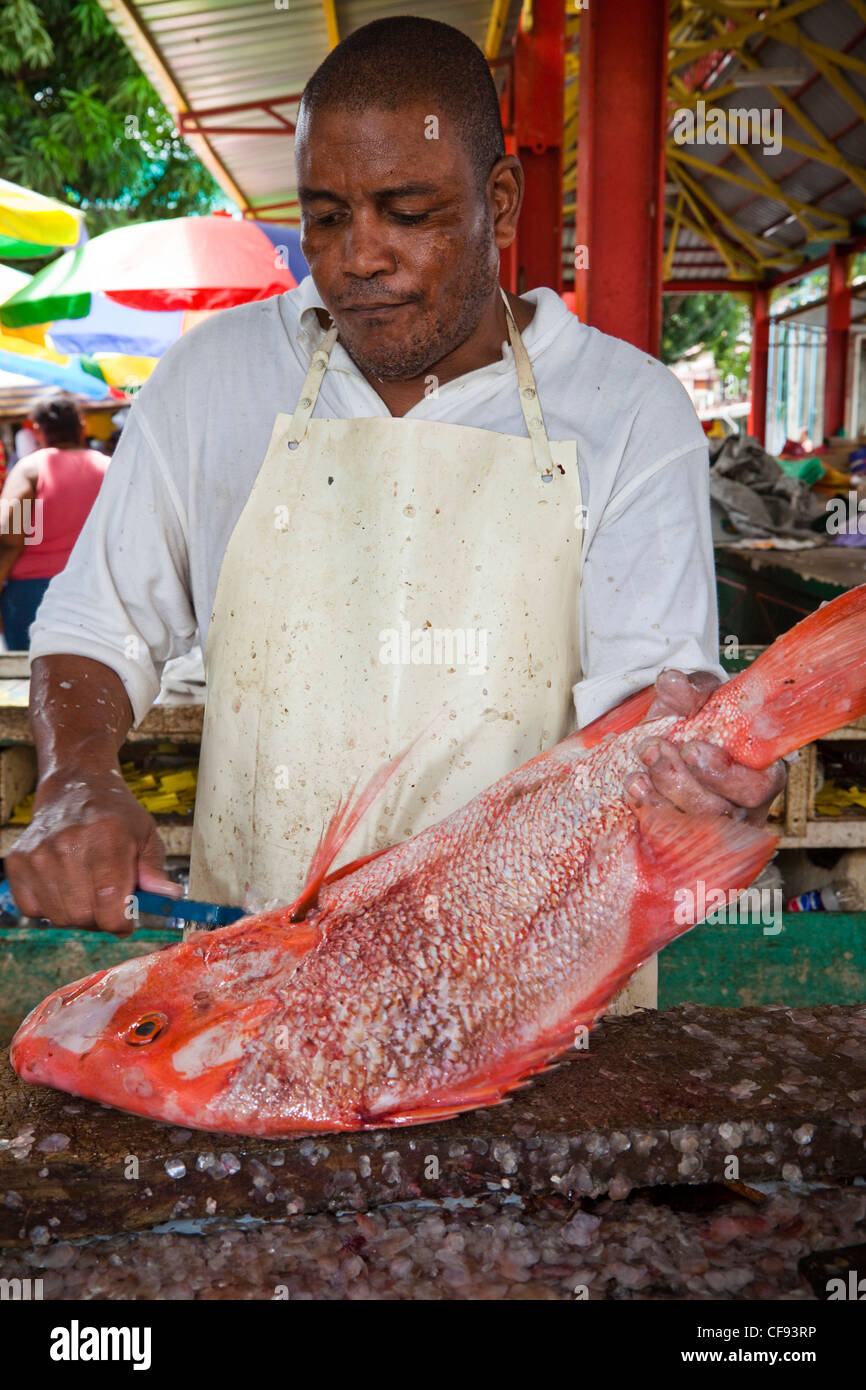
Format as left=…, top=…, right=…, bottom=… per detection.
left=512, top=0, right=565, bottom=293
left=824, top=245, right=851, bottom=440
left=576, top=0, right=668, bottom=353
left=748, top=287, right=770, bottom=447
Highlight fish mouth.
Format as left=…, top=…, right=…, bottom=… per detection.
left=10, top=1026, right=191, bottom=1125
left=10, top=965, right=112, bottom=1076
left=10, top=977, right=283, bottom=1128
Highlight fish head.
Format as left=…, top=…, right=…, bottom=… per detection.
left=9, top=917, right=312, bottom=1130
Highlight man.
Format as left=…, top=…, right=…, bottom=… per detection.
left=7, top=19, right=783, bottom=988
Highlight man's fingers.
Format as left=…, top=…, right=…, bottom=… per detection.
left=4, top=852, right=45, bottom=918
left=6, top=879, right=41, bottom=919
left=645, top=670, right=722, bottom=722
left=137, top=829, right=179, bottom=898
left=680, top=742, right=787, bottom=810
left=4, top=766, right=169, bottom=934
left=26, top=832, right=109, bottom=927
left=7, top=822, right=161, bottom=935
left=634, top=738, right=744, bottom=818
left=87, top=837, right=140, bottom=936
left=42, top=825, right=128, bottom=933
left=623, top=771, right=667, bottom=810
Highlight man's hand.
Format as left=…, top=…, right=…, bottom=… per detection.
left=8, top=653, right=181, bottom=935
left=6, top=766, right=180, bottom=936
left=624, top=669, right=787, bottom=825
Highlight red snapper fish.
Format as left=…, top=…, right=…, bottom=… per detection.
left=11, top=588, right=866, bottom=1135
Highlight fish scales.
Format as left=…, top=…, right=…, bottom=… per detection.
left=239, top=747, right=645, bottom=1126
left=11, top=586, right=866, bottom=1134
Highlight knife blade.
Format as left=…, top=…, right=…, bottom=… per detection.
left=132, top=889, right=246, bottom=927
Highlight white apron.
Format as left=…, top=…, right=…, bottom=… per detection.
left=188, top=288, right=655, bottom=1011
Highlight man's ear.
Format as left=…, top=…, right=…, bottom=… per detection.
left=489, top=155, right=524, bottom=251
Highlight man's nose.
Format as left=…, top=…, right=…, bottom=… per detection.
left=340, top=211, right=398, bottom=279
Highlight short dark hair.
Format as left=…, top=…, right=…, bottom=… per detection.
left=300, top=17, right=506, bottom=193
left=29, top=391, right=82, bottom=447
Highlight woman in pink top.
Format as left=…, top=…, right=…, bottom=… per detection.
left=0, top=392, right=108, bottom=649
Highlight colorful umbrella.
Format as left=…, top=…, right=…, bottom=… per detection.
left=250, top=222, right=310, bottom=285
left=0, top=266, right=49, bottom=349
left=0, top=346, right=113, bottom=400
left=0, top=320, right=138, bottom=396
left=0, top=264, right=31, bottom=301
left=0, top=214, right=297, bottom=329
left=0, top=177, right=87, bottom=259
left=48, top=292, right=214, bottom=358
left=47, top=295, right=222, bottom=388
left=0, top=368, right=114, bottom=412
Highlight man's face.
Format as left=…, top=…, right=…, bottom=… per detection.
left=296, top=102, right=499, bottom=381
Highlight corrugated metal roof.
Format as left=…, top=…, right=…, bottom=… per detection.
left=98, top=0, right=520, bottom=220
left=665, top=0, right=866, bottom=284
left=98, top=1, right=866, bottom=286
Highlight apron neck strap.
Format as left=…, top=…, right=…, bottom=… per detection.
left=288, top=319, right=339, bottom=443
left=499, top=287, right=556, bottom=482
left=290, top=293, right=557, bottom=482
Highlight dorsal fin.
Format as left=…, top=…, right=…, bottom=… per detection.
left=320, top=843, right=393, bottom=889
left=286, top=738, right=420, bottom=922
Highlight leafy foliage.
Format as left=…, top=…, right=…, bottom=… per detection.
left=0, top=0, right=226, bottom=269
left=661, top=292, right=750, bottom=382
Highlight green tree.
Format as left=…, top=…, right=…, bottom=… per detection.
left=661, top=292, right=750, bottom=383
left=0, top=0, right=226, bottom=269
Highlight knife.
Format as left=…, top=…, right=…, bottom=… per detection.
left=132, top=889, right=246, bottom=928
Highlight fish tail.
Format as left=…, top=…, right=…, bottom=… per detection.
left=695, top=584, right=866, bottom=768
left=629, top=802, right=778, bottom=951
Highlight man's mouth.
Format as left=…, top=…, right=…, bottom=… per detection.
left=340, top=301, right=413, bottom=315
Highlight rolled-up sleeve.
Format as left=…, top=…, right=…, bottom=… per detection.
left=29, top=404, right=198, bottom=725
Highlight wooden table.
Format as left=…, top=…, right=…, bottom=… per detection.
left=716, top=541, right=866, bottom=644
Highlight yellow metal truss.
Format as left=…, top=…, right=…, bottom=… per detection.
left=722, top=25, right=866, bottom=197
left=669, top=0, right=827, bottom=65
left=669, top=162, right=801, bottom=273
left=585, top=0, right=864, bottom=283
left=663, top=194, right=686, bottom=281
left=484, top=0, right=513, bottom=60
left=320, top=0, right=340, bottom=50
left=667, top=145, right=848, bottom=237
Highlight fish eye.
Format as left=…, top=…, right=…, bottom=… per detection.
left=125, top=1012, right=168, bottom=1046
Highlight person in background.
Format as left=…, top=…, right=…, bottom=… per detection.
left=0, top=392, right=108, bottom=649
left=13, top=421, right=39, bottom=464
left=99, top=428, right=123, bottom=458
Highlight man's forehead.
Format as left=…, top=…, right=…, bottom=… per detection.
left=296, top=102, right=466, bottom=173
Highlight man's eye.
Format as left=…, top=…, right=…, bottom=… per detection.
left=391, top=212, right=429, bottom=225
left=312, top=213, right=341, bottom=227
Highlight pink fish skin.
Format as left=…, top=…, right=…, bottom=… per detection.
left=11, top=586, right=866, bottom=1136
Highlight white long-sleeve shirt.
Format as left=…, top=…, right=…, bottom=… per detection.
left=30, top=276, right=722, bottom=727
